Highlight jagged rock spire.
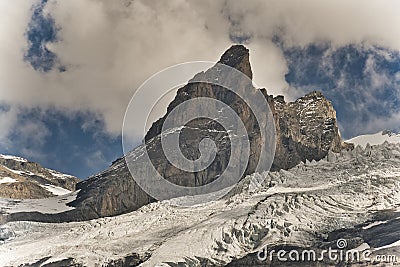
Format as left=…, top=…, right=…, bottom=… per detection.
left=218, top=45, right=252, bottom=79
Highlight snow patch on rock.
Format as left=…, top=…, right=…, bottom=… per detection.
left=0, top=177, right=17, bottom=184
left=0, top=154, right=27, bottom=162
left=39, top=184, right=71, bottom=196
left=0, top=190, right=79, bottom=215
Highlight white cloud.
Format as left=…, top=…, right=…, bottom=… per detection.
left=84, top=149, right=107, bottom=169
left=0, top=106, right=19, bottom=149
left=247, top=40, right=291, bottom=98
left=15, top=118, right=51, bottom=147
left=223, top=0, right=400, bottom=49
left=1, top=0, right=400, bottom=145
left=364, top=55, right=391, bottom=90
left=360, top=111, right=400, bottom=135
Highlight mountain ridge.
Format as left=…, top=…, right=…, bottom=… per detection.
left=0, top=154, right=79, bottom=199
left=5, top=44, right=352, bottom=222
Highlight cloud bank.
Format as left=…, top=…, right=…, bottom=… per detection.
left=1, top=0, right=400, bottom=145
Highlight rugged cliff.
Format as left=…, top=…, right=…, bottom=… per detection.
left=269, top=90, right=353, bottom=170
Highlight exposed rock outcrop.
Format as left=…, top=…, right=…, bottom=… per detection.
left=269, top=90, right=353, bottom=170
left=0, top=154, right=79, bottom=199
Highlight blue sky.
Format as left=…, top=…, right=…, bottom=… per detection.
left=1, top=1, right=399, bottom=178
left=25, top=0, right=58, bottom=72
left=278, top=41, right=400, bottom=139
left=0, top=1, right=121, bottom=178
left=2, top=107, right=122, bottom=178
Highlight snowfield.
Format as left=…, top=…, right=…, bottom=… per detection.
left=39, top=184, right=72, bottom=196
left=0, top=191, right=78, bottom=215
left=1, top=143, right=400, bottom=266
left=347, top=130, right=400, bottom=147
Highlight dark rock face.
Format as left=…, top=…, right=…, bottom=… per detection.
left=141, top=45, right=271, bottom=194
left=7, top=45, right=351, bottom=222
left=69, top=158, right=154, bottom=221
left=68, top=45, right=263, bottom=220
left=269, top=90, right=353, bottom=171
left=106, top=252, right=151, bottom=267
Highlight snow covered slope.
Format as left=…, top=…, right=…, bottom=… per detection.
left=0, top=154, right=79, bottom=199
left=347, top=130, right=400, bottom=147
left=0, top=191, right=79, bottom=215
left=0, top=155, right=27, bottom=162
left=1, top=143, right=400, bottom=266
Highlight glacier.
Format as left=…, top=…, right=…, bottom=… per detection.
left=0, top=142, right=400, bottom=266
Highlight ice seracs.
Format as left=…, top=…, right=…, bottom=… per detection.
left=1, top=142, right=400, bottom=266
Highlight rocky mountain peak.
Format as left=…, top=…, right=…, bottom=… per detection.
left=382, top=129, right=398, bottom=137
left=5, top=45, right=352, bottom=222
left=218, top=44, right=252, bottom=79
left=303, top=90, right=325, bottom=99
